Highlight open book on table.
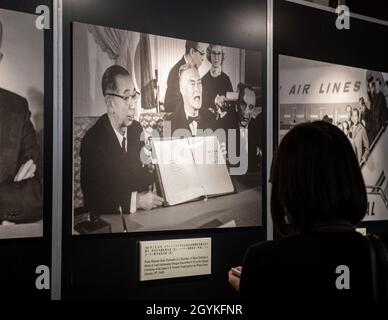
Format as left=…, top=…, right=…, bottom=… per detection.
left=151, top=135, right=236, bottom=206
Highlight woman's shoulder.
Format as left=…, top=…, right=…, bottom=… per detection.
left=246, top=231, right=368, bottom=260
left=247, top=234, right=300, bottom=253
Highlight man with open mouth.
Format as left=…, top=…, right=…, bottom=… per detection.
left=166, top=63, right=205, bottom=137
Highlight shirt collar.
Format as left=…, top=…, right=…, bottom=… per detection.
left=112, top=125, right=126, bottom=144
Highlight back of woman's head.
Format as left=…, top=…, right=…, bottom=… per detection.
left=271, top=121, right=367, bottom=236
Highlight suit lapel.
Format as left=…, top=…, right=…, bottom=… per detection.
left=172, top=106, right=191, bottom=134
left=101, top=114, right=124, bottom=155
left=352, top=124, right=361, bottom=138
left=179, top=56, right=186, bottom=68
left=0, top=96, right=21, bottom=181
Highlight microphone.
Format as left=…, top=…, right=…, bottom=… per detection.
left=154, top=69, right=160, bottom=111
left=154, top=69, right=159, bottom=90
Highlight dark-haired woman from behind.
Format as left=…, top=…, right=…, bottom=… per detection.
left=228, top=121, right=386, bottom=299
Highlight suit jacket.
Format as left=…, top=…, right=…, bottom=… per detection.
left=374, top=92, right=388, bottom=133
left=351, top=123, right=369, bottom=163
left=80, top=114, right=153, bottom=214
left=231, top=116, right=262, bottom=174
left=0, top=88, right=42, bottom=223
left=164, top=56, right=185, bottom=113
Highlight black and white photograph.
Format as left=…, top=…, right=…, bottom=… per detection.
left=0, top=8, right=44, bottom=239
left=279, top=55, right=388, bottom=221
left=72, top=22, right=263, bottom=234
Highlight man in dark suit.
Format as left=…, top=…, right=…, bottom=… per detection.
left=164, top=41, right=207, bottom=113
left=350, top=108, right=369, bottom=163
left=165, top=63, right=205, bottom=138
left=373, top=79, right=388, bottom=135
left=0, top=21, right=42, bottom=223
left=235, top=84, right=262, bottom=174
left=80, top=65, right=163, bottom=215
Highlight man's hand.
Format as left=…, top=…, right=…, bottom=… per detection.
left=220, top=142, right=227, bottom=159
left=214, top=95, right=228, bottom=120
left=14, top=159, right=36, bottom=182
left=136, top=190, right=164, bottom=211
left=361, top=149, right=370, bottom=164
left=214, top=94, right=226, bottom=108
left=228, top=266, right=242, bottom=292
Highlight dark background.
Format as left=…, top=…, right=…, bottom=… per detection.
left=335, top=0, right=388, bottom=22
left=273, top=0, right=388, bottom=237
left=0, top=0, right=52, bottom=299
left=62, top=0, right=267, bottom=299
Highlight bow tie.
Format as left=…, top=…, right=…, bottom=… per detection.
left=188, top=115, right=200, bottom=124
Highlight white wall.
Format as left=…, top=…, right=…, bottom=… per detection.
left=0, top=9, right=44, bottom=135
left=279, top=56, right=368, bottom=105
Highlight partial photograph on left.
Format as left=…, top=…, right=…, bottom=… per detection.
left=0, top=8, right=44, bottom=239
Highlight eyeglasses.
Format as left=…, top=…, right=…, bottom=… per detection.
left=105, top=91, right=140, bottom=105
left=193, top=47, right=205, bottom=56
left=211, top=51, right=222, bottom=57
left=239, top=102, right=255, bottom=110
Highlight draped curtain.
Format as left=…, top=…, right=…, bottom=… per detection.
left=139, top=33, right=156, bottom=110
left=88, top=25, right=133, bottom=79
left=87, top=26, right=156, bottom=113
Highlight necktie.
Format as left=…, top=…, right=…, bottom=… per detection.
left=121, top=137, right=126, bottom=153
left=187, top=115, right=200, bottom=124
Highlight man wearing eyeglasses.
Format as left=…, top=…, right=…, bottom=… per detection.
left=0, top=21, right=43, bottom=224
left=164, top=41, right=207, bottom=113
left=80, top=65, right=164, bottom=217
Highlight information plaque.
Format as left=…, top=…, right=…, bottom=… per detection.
left=139, top=238, right=211, bottom=281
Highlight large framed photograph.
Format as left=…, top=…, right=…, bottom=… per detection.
left=0, top=8, right=44, bottom=239
left=279, top=54, right=388, bottom=221
left=72, top=22, right=263, bottom=234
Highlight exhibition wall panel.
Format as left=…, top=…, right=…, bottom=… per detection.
left=274, top=0, right=388, bottom=235
left=62, top=0, right=267, bottom=299
left=0, top=0, right=53, bottom=299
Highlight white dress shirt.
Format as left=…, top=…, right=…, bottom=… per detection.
left=112, top=126, right=137, bottom=213
left=113, top=127, right=127, bottom=152
left=240, top=127, right=249, bottom=153
left=188, top=119, right=198, bottom=136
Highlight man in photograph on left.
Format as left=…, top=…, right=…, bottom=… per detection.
left=0, top=20, right=43, bottom=224
left=80, top=65, right=164, bottom=216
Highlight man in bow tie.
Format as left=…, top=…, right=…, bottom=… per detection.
left=166, top=63, right=204, bottom=137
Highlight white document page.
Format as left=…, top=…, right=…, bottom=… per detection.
left=187, top=136, right=234, bottom=197
left=152, top=138, right=204, bottom=205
